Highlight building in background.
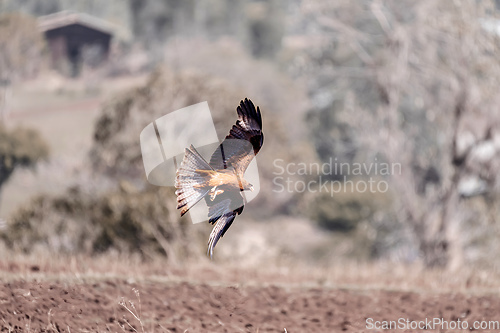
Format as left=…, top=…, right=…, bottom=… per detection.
left=38, top=11, right=117, bottom=77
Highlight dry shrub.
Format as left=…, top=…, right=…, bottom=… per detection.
left=1, top=183, right=201, bottom=261
left=0, top=125, right=49, bottom=189
left=90, top=67, right=247, bottom=180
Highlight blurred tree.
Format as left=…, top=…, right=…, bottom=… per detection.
left=0, top=13, right=45, bottom=121
left=246, top=0, right=285, bottom=58
left=32, top=0, right=61, bottom=15
left=90, top=67, right=247, bottom=180
left=294, top=0, right=500, bottom=268
left=128, top=0, right=284, bottom=58
left=0, top=13, right=44, bottom=81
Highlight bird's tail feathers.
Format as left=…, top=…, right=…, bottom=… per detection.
left=207, top=213, right=236, bottom=259
left=175, top=145, right=213, bottom=216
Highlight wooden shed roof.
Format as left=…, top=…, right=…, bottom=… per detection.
left=38, top=10, right=116, bottom=36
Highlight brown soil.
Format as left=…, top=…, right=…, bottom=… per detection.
left=1, top=276, right=500, bottom=332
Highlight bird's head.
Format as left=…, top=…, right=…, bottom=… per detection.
left=240, top=179, right=254, bottom=192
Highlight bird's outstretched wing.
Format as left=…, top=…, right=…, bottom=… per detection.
left=209, top=98, right=264, bottom=175
left=206, top=192, right=244, bottom=258
left=204, top=98, right=264, bottom=258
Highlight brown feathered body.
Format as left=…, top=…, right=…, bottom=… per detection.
left=194, top=169, right=252, bottom=191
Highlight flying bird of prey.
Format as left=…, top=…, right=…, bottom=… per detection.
left=175, top=98, right=264, bottom=258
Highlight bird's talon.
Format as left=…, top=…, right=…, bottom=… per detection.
left=210, top=187, right=224, bottom=201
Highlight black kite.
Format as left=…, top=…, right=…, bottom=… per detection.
left=175, top=98, right=264, bottom=258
